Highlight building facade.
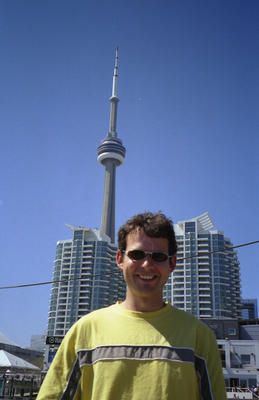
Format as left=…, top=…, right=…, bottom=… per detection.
left=164, top=212, right=241, bottom=319
left=218, top=339, right=259, bottom=388
left=30, top=335, right=46, bottom=352
left=47, top=227, right=125, bottom=338
left=241, top=299, right=258, bottom=320
left=240, top=320, right=259, bottom=340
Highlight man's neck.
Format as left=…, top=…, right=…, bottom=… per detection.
left=121, top=295, right=165, bottom=312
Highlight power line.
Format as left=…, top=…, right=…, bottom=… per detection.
left=0, top=271, right=118, bottom=290
left=0, top=240, right=258, bottom=291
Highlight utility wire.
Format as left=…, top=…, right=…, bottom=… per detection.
left=0, top=240, right=258, bottom=291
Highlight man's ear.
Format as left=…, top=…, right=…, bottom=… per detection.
left=170, top=255, right=177, bottom=273
left=116, top=250, right=124, bottom=270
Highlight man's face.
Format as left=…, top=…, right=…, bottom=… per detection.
left=116, top=229, right=176, bottom=311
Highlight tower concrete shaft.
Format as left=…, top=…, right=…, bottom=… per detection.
left=97, top=48, right=126, bottom=243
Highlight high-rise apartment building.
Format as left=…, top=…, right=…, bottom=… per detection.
left=164, top=212, right=241, bottom=319
left=47, top=227, right=124, bottom=337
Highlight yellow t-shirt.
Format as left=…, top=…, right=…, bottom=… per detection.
left=37, top=303, right=226, bottom=399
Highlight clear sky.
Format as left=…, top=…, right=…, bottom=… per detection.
left=0, top=0, right=258, bottom=348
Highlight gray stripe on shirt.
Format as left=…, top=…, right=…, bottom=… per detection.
left=77, top=345, right=213, bottom=399
left=77, top=344, right=195, bottom=365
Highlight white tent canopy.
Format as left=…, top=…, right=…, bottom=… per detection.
left=0, top=350, right=40, bottom=371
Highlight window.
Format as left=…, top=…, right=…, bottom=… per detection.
left=185, top=222, right=196, bottom=233
left=240, top=354, right=250, bottom=365
left=73, top=230, right=83, bottom=240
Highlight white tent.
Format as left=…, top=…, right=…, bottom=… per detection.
left=0, top=350, right=40, bottom=371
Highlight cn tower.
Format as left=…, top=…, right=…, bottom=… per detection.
left=97, top=48, right=126, bottom=243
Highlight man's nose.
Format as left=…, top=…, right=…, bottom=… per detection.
left=141, top=254, right=154, bottom=266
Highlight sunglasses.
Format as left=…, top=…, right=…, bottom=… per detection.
left=122, top=249, right=171, bottom=263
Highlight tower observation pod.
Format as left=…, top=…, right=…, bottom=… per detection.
left=97, top=47, right=126, bottom=243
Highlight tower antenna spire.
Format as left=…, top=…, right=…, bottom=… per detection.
left=97, top=48, right=126, bottom=243
left=108, top=46, right=119, bottom=138
left=112, top=46, right=119, bottom=98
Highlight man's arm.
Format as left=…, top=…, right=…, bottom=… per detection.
left=197, top=325, right=227, bottom=400
left=37, top=328, right=79, bottom=400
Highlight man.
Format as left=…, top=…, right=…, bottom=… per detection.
left=37, top=212, right=226, bottom=399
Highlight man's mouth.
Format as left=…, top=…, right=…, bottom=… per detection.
left=138, top=275, right=156, bottom=281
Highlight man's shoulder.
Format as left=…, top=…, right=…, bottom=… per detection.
left=78, top=303, right=117, bottom=324
left=64, top=304, right=118, bottom=342
left=168, top=304, right=213, bottom=333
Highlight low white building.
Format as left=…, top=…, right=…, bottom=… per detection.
left=218, top=339, right=259, bottom=388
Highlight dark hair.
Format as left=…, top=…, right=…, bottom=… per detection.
left=118, top=211, right=177, bottom=256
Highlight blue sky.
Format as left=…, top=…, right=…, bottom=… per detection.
left=0, top=0, right=258, bottom=347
